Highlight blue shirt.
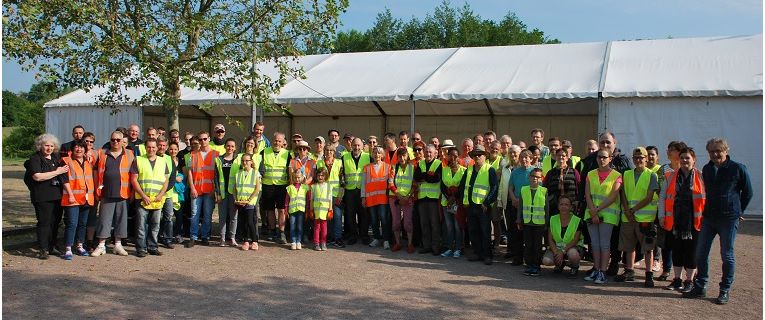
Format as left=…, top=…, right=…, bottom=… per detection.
left=509, top=166, right=534, bottom=198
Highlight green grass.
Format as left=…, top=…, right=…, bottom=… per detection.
left=2, top=158, right=26, bottom=165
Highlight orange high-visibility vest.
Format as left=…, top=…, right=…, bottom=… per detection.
left=96, top=148, right=134, bottom=199
left=190, top=150, right=219, bottom=194
left=61, top=157, right=95, bottom=206
left=290, top=157, right=315, bottom=183
left=663, top=168, right=705, bottom=232
left=363, top=161, right=391, bottom=207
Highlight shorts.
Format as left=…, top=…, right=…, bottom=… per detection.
left=618, top=221, right=657, bottom=253
left=490, top=206, right=503, bottom=222
left=260, top=184, right=287, bottom=210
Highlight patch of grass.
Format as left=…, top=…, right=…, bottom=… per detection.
left=2, top=157, right=27, bottom=166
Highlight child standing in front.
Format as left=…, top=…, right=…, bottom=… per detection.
left=233, top=153, right=262, bottom=251
left=285, top=169, right=310, bottom=250
left=516, top=168, right=548, bottom=276
left=310, top=168, right=333, bottom=251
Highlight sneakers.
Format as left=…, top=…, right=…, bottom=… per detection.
left=652, top=262, right=662, bottom=272
left=584, top=269, right=599, bottom=282
left=644, top=276, right=655, bottom=288
left=567, top=267, right=579, bottom=279
left=148, top=249, right=163, bottom=256
left=453, top=250, right=462, bottom=258
left=682, top=284, right=707, bottom=299
left=296, top=242, right=302, bottom=250
left=523, top=267, right=534, bottom=276
left=164, top=241, right=175, bottom=249
left=332, top=240, right=346, bottom=248
left=441, top=250, right=454, bottom=257
left=383, top=241, right=390, bottom=250
left=278, top=233, right=287, bottom=245
left=230, top=240, right=239, bottom=247
left=391, top=243, right=402, bottom=252
left=657, top=271, right=670, bottom=281
left=680, top=280, right=694, bottom=293
left=290, top=243, right=297, bottom=250
left=369, top=239, right=380, bottom=247
left=615, top=269, right=635, bottom=282
left=314, top=244, right=321, bottom=251
left=605, top=263, right=619, bottom=276
left=63, top=250, right=73, bottom=261
left=666, top=278, right=683, bottom=291
left=174, top=235, right=184, bottom=244
left=185, top=239, right=196, bottom=248
left=136, top=250, right=148, bottom=258
left=219, top=239, right=227, bottom=247
left=242, top=242, right=250, bottom=251
left=594, top=271, right=607, bottom=284
left=252, top=242, right=259, bottom=251
left=91, top=246, right=106, bottom=257
left=320, top=243, right=327, bottom=251
left=715, top=291, right=729, bottom=304
left=76, top=246, right=90, bottom=257
left=114, top=244, right=129, bottom=256
left=529, top=266, right=541, bottom=276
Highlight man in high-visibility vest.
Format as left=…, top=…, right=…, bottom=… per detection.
left=460, top=145, right=499, bottom=265
left=91, top=131, right=135, bottom=257
left=340, top=138, right=370, bottom=245
left=209, top=123, right=227, bottom=154
left=487, top=140, right=504, bottom=251
left=540, top=137, right=562, bottom=176
left=414, top=144, right=443, bottom=255
left=259, top=132, right=291, bottom=244
left=616, top=147, right=659, bottom=287
left=185, top=131, right=219, bottom=247
left=130, top=138, right=170, bottom=257
left=251, top=121, right=271, bottom=155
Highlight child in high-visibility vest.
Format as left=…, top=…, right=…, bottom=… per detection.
left=285, top=169, right=310, bottom=250
left=310, top=167, right=333, bottom=251
left=233, top=153, right=262, bottom=251
left=516, top=167, right=548, bottom=276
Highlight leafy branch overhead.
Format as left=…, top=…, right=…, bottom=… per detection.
left=3, top=0, right=349, bottom=129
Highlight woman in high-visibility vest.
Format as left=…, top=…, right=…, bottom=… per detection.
left=660, top=147, right=705, bottom=293
left=168, top=142, right=186, bottom=245
left=61, top=141, right=95, bottom=260
left=233, top=153, right=261, bottom=251
left=310, top=167, right=333, bottom=251
left=389, top=147, right=416, bottom=253
left=362, top=146, right=392, bottom=249
left=584, top=149, right=623, bottom=284
left=543, top=195, right=583, bottom=278
left=215, top=138, right=239, bottom=247
left=441, top=146, right=465, bottom=258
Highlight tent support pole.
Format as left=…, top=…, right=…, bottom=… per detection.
left=483, top=99, right=495, bottom=131
left=410, top=100, right=416, bottom=135
left=373, top=101, right=388, bottom=134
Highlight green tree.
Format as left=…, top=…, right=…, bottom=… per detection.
left=332, top=1, right=559, bottom=53
left=3, top=0, right=349, bottom=130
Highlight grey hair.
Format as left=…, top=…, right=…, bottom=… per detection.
left=500, top=135, right=512, bottom=143
left=706, top=137, right=729, bottom=152
left=426, top=144, right=437, bottom=151
left=35, top=133, right=61, bottom=153
left=509, top=145, right=522, bottom=153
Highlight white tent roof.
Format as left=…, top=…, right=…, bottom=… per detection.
left=602, top=34, right=763, bottom=98
left=44, top=34, right=762, bottom=111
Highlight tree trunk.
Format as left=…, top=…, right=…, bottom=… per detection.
left=163, top=77, right=182, bottom=130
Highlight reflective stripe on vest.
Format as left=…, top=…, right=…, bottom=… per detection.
left=61, top=157, right=95, bottom=206
left=550, top=214, right=583, bottom=249
left=521, top=186, right=547, bottom=225
left=235, top=169, right=259, bottom=206
left=585, top=169, right=621, bottom=225
left=363, top=162, right=390, bottom=207
left=96, top=148, right=133, bottom=199
left=663, top=168, right=705, bottom=232
left=190, top=150, right=218, bottom=194
left=135, top=156, right=168, bottom=209
left=462, top=163, right=491, bottom=205
left=286, top=184, right=309, bottom=214
left=623, top=169, right=658, bottom=223
left=343, top=152, right=370, bottom=190
left=417, top=159, right=442, bottom=199
left=393, top=163, right=414, bottom=197
left=317, top=159, right=342, bottom=197
left=441, top=165, right=465, bottom=206
left=541, top=155, right=554, bottom=176
left=312, top=182, right=333, bottom=220
left=262, top=148, right=290, bottom=185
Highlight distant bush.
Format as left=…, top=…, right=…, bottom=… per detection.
left=3, top=127, right=41, bottom=158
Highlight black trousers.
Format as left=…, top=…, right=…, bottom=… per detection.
left=609, top=224, right=621, bottom=267
left=504, top=203, right=524, bottom=258
left=523, top=224, right=546, bottom=267
left=412, top=200, right=422, bottom=247
left=34, top=200, right=63, bottom=251
left=468, top=204, right=492, bottom=259
left=343, top=189, right=368, bottom=241
left=238, top=206, right=259, bottom=242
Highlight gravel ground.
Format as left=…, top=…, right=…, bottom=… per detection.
left=3, top=165, right=762, bottom=319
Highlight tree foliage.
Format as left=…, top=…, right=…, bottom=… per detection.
left=330, top=1, right=559, bottom=53
left=3, top=0, right=349, bottom=130
left=2, top=81, right=71, bottom=157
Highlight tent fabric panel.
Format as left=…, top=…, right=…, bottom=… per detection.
left=494, top=115, right=597, bottom=155
left=379, top=100, right=488, bottom=116
left=45, top=105, right=142, bottom=147
left=411, top=42, right=606, bottom=100
left=602, top=35, right=763, bottom=98
left=292, top=116, right=385, bottom=142
left=603, top=96, right=763, bottom=214
left=288, top=102, right=381, bottom=116
left=386, top=115, right=492, bottom=141
left=273, top=48, right=458, bottom=104
left=489, top=99, right=598, bottom=115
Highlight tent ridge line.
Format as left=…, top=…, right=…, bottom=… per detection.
left=598, top=41, right=613, bottom=94
left=409, top=47, right=463, bottom=100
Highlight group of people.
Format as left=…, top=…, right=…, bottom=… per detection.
left=26, top=122, right=752, bottom=305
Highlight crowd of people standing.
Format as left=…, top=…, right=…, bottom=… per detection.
left=25, top=122, right=753, bottom=305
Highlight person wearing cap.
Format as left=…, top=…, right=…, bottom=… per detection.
left=290, top=133, right=304, bottom=156
left=341, top=133, right=354, bottom=157
left=615, top=147, right=659, bottom=287
left=313, top=136, right=326, bottom=161
left=440, top=143, right=465, bottom=258
left=340, top=137, right=371, bottom=245
left=459, top=145, right=499, bottom=265
left=561, top=140, right=581, bottom=171
left=290, top=140, right=316, bottom=243
left=259, top=132, right=292, bottom=244
left=209, top=124, right=227, bottom=154
left=414, top=143, right=443, bottom=255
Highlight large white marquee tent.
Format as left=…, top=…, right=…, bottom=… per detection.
left=44, top=34, right=763, bottom=213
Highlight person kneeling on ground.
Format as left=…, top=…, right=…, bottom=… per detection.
left=543, top=195, right=583, bottom=278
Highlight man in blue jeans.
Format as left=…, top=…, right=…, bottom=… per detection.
left=683, top=138, right=752, bottom=304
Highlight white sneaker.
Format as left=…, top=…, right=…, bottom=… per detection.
left=652, top=261, right=662, bottom=272
left=91, top=246, right=106, bottom=257
left=296, top=242, right=302, bottom=250
left=114, top=244, right=128, bottom=256
left=383, top=241, right=390, bottom=250
left=230, top=240, right=239, bottom=247
left=369, top=239, right=380, bottom=247
left=290, top=243, right=297, bottom=250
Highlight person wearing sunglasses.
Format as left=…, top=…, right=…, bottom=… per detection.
left=460, top=145, right=499, bottom=265
left=209, top=124, right=227, bottom=155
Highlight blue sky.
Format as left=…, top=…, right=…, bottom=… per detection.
left=2, top=0, right=762, bottom=93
